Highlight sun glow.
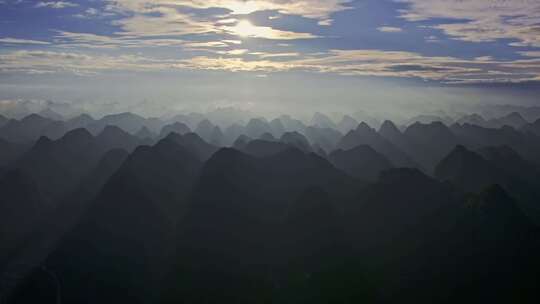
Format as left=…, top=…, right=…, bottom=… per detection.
left=224, top=20, right=316, bottom=40
left=230, top=20, right=258, bottom=37
left=225, top=2, right=262, bottom=15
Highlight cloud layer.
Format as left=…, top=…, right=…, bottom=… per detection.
left=396, top=0, right=540, bottom=47
left=1, top=0, right=540, bottom=85
left=2, top=48, right=539, bottom=84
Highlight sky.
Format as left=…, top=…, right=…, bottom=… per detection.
left=1, top=0, right=540, bottom=117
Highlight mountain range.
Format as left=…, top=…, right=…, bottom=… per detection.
left=2, top=110, right=540, bottom=303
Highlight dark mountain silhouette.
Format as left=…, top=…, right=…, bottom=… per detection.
left=194, top=119, right=217, bottom=143
left=482, top=104, right=540, bottom=122
left=259, top=132, right=276, bottom=141
left=208, top=126, right=225, bottom=146
left=97, top=112, right=152, bottom=134
left=435, top=145, right=504, bottom=192
left=269, top=118, right=285, bottom=137
left=405, top=114, right=453, bottom=126
left=521, top=118, right=540, bottom=136
left=73, top=149, right=130, bottom=201
left=164, top=147, right=356, bottom=302
left=12, top=125, right=139, bottom=205
left=403, top=121, right=459, bottom=172
left=0, top=149, right=129, bottom=300
left=436, top=145, right=540, bottom=223
left=145, top=117, right=166, bottom=134
left=478, top=145, right=540, bottom=183
left=245, top=118, right=273, bottom=139
left=242, top=139, right=290, bottom=158
left=383, top=184, right=540, bottom=303
left=37, top=109, right=63, bottom=121
left=279, top=186, right=347, bottom=292
left=329, top=145, right=394, bottom=181
left=167, top=132, right=219, bottom=161
left=346, top=168, right=459, bottom=252
left=0, top=114, right=66, bottom=143
left=42, top=135, right=204, bottom=303
left=224, top=123, right=247, bottom=145
left=0, top=114, right=8, bottom=128
left=284, top=186, right=341, bottom=257
left=232, top=134, right=252, bottom=150
left=184, top=145, right=352, bottom=225
left=462, top=185, right=533, bottom=234
left=170, top=148, right=272, bottom=303
left=167, top=112, right=204, bottom=130
left=65, top=113, right=95, bottom=130
left=96, top=125, right=142, bottom=152
left=0, top=139, right=29, bottom=167
left=280, top=131, right=313, bottom=152
left=41, top=121, right=67, bottom=141
left=135, top=126, right=156, bottom=139
left=378, top=120, right=418, bottom=163
left=337, top=115, right=359, bottom=133
left=378, top=120, right=405, bottom=143
left=486, top=112, right=528, bottom=129
left=304, top=126, right=342, bottom=153
left=311, top=112, right=337, bottom=129
left=278, top=115, right=306, bottom=133
left=338, top=122, right=416, bottom=168
left=312, top=143, right=328, bottom=158
left=14, top=129, right=106, bottom=203
left=352, top=111, right=380, bottom=129
left=0, top=170, right=43, bottom=264
left=159, top=121, right=191, bottom=138
left=451, top=123, right=540, bottom=163
left=456, top=113, right=487, bottom=127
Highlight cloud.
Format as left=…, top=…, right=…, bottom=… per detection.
left=0, top=50, right=181, bottom=75
left=2, top=48, right=540, bottom=84
left=53, top=31, right=243, bottom=52
left=183, top=41, right=229, bottom=49
left=217, top=49, right=249, bottom=55
left=110, top=6, right=217, bottom=37
left=318, top=19, right=333, bottom=26
left=180, top=56, right=292, bottom=72
left=377, top=26, right=403, bottom=33
left=395, top=0, right=540, bottom=47
left=0, top=37, right=51, bottom=45
left=54, top=31, right=189, bottom=49
left=251, top=52, right=300, bottom=58
left=181, top=50, right=540, bottom=84
left=101, top=0, right=343, bottom=41
left=34, top=1, right=78, bottom=9
left=425, top=35, right=440, bottom=43
left=519, top=51, right=540, bottom=58
left=73, top=7, right=115, bottom=19
left=106, top=0, right=352, bottom=20
left=12, top=0, right=334, bottom=55
left=223, top=20, right=318, bottom=39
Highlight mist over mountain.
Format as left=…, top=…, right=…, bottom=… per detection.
left=2, top=107, right=540, bottom=304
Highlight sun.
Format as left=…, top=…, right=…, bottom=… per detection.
left=231, top=20, right=258, bottom=37
left=224, top=19, right=306, bottom=40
